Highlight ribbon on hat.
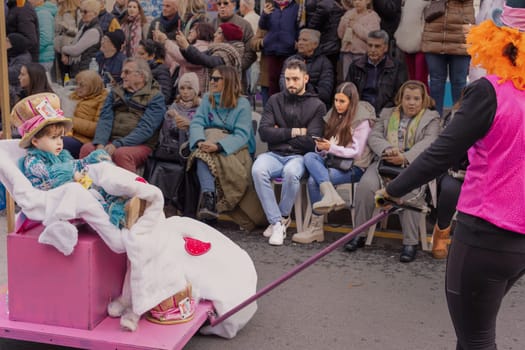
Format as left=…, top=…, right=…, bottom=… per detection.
left=17, top=109, right=65, bottom=138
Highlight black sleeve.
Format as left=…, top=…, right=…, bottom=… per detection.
left=386, top=78, right=497, bottom=197
left=180, top=46, right=225, bottom=68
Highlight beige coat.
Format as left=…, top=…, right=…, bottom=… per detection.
left=421, top=0, right=475, bottom=55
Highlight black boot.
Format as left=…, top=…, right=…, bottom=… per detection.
left=399, top=245, right=417, bottom=263
left=198, top=192, right=218, bottom=220
left=344, top=236, right=365, bottom=252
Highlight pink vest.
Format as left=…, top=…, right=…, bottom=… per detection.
left=457, top=75, right=525, bottom=234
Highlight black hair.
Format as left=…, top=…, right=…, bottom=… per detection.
left=139, top=39, right=166, bottom=60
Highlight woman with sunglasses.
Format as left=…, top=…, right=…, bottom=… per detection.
left=187, top=66, right=262, bottom=230
left=61, top=0, right=102, bottom=78
left=292, top=82, right=376, bottom=244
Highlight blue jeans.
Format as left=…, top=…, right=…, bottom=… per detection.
left=196, top=159, right=215, bottom=193
left=252, top=152, right=305, bottom=225
left=425, top=53, right=471, bottom=116
left=304, top=152, right=364, bottom=203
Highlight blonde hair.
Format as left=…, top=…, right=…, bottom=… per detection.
left=178, top=0, right=206, bottom=20
left=74, top=70, right=105, bottom=98
left=58, top=0, right=80, bottom=16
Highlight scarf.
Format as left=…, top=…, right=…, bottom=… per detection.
left=386, top=108, right=425, bottom=150
left=123, top=16, right=143, bottom=57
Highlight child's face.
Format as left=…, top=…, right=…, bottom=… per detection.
left=32, top=127, right=65, bottom=156
left=179, top=84, right=196, bottom=102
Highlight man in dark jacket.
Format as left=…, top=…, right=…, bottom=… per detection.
left=252, top=59, right=325, bottom=246
left=281, top=28, right=334, bottom=107
left=346, top=29, right=407, bottom=115
left=6, top=0, right=39, bottom=62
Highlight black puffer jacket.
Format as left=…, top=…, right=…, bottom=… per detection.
left=259, top=90, right=326, bottom=156
left=346, top=54, right=407, bottom=115
left=305, top=0, right=345, bottom=57
left=6, top=0, right=39, bottom=62
left=149, top=60, right=173, bottom=105
left=373, top=0, right=402, bottom=40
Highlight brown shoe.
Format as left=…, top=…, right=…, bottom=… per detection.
left=431, top=224, right=451, bottom=259
left=125, top=197, right=146, bottom=229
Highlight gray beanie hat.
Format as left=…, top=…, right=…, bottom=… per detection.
left=178, top=72, right=200, bottom=95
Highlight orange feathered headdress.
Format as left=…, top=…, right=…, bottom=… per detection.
left=467, top=0, right=525, bottom=90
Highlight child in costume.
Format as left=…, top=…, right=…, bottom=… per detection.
left=15, top=93, right=142, bottom=229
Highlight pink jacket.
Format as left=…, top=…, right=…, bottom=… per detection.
left=457, top=75, right=525, bottom=234
left=337, top=9, right=380, bottom=54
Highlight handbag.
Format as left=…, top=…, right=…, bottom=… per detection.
left=424, top=0, right=447, bottom=22
left=325, top=154, right=354, bottom=172
left=378, top=159, right=404, bottom=179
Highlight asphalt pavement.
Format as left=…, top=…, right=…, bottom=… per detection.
left=0, top=212, right=524, bottom=350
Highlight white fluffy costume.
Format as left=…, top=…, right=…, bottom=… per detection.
left=0, top=138, right=257, bottom=338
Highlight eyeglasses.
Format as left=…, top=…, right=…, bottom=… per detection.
left=122, top=69, right=139, bottom=75
left=210, top=76, right=224, bottom=82
left=217, top=2, right=231, bottom=6
left=80, top=9, right=89, bottom=14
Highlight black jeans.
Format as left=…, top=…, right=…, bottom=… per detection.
left=446, top=227, right=525, bottom=349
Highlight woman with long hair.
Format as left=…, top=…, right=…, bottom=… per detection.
left=188, top=65, right=261, bottom=230
left=178, top=0, right=208, bottom=37
left=17, top=63, right=54, bottom=101
left=120, top=0, right=148, bottom=57
left=346, top=80, right=440, bottom=262
left=292, top=82, right=376, bottom=244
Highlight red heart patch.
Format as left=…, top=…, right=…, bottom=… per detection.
left=135, top=176, right=147, bottom=184
left=183, top=237, right=211, bottom=256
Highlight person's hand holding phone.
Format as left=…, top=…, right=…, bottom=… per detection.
left=175, top=30, right=190, bottom=49
left=263, top=2, right=274, bottom=14
left=313, top=136, right=331, bottom=151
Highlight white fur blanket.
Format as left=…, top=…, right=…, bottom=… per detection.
left=0, top=139, right=257, bottom=338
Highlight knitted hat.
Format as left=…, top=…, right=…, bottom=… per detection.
left=11, top=93, right=73, bottom=148
left=178, top=72, right=200, bottom=95
left=105, top=29, right=125, bottom=50
left=492, top=0, right=525, bottom=31
left=219, top=23, right=243, bottom=42
left=7, top=33, right=29, bottom=56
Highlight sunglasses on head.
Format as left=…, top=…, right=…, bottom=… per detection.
left=210, top=76, right=224, bottom=82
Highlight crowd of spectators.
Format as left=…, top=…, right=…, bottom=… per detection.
left=3, top=0, right=489, bottom=263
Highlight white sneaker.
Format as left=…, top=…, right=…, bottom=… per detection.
left=269, top=222, right=286, bottom=246
left=263, top=216, right=291, bottom=237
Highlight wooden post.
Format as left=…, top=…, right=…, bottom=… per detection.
left=0, top=3, right=15, bottom=233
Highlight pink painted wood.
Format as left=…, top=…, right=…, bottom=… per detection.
left=7, top=224, right=126, bottom=329
left=0, top=286, right=214, bottom=350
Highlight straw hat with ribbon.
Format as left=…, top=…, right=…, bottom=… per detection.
left=11, top=93, right=73, bottom=148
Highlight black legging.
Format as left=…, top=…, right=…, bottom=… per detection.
left=437, top=174, right=463, bottom=229
left=446, top=224, right=525, bottom=349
